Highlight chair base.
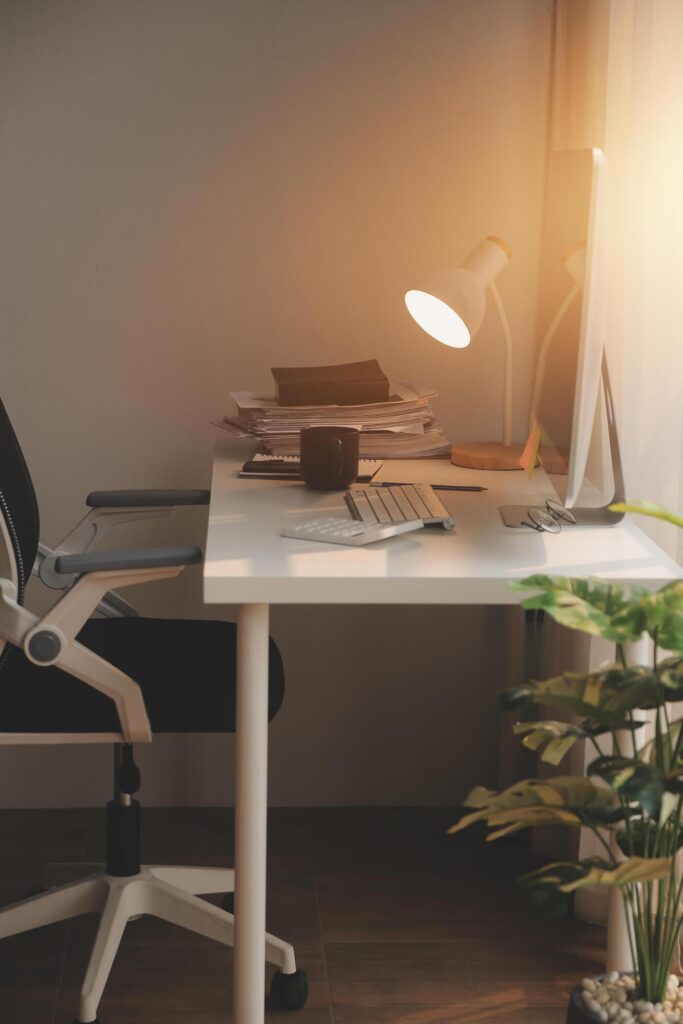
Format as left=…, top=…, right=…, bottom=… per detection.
left=0, top=862, right=299, bottom=1023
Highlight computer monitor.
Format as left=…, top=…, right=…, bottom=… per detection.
left=501, top=147, right=624, bottom=527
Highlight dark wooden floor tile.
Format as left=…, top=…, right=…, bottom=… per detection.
left=333, top=1002, right=570, bottom=1024
left=314, top=867, right=530, bottom=943
left=263, top=856, right=320, bottom=943
left=0, top=823, right=88, bottom=868
left=0, top=807, right=603, bottom=1024
left=82, top=807, right=312, bottom=865
left=313, top=823, right=551, bottom=946
left=0, top=808, right=95, bottom=833
left=310, top=810, right=532, bottom=886
left=0, top=925, right=66, bottom=1024
left=324, top=941, right=581, bottom=1012
left=83, top=806, right=235, bottom=865
left=55, top=929, right=331, bottom=1024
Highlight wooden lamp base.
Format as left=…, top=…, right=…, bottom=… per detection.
left=450, top=441, right=526, bottom=471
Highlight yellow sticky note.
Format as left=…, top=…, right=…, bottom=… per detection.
left=519, top=418, right=541, bottom=477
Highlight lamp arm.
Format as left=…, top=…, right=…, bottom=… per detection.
left=529, top=284, right=580, bottom=429
left=488, top=282, right=513, bottom=448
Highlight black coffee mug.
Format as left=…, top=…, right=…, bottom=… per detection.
left=300, top=426, right=360, bottom=490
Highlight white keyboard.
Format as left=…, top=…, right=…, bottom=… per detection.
left=345, top=483, right=455, bottom=530
left=281, top=516, right=424, bottom=546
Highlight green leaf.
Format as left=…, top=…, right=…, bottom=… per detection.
left=582, top=804, right=636, bottom=827
left=542, top=735, right=578, bottom=765
left=462, top=786, right=498, bottom=809
left=616, top=818, right=683, bottom=856
left=512, top=576, right=645, bottom=644
left=484, top=805, right=584, bottom=841
left=449, top=776, right=615, bottom=839
left=515, top=666, right=671, bottom=720
left=638, top=583, right=683, bottom=653
left=521, top=857, right=610, bottom=891
left=512, top=720, right=592, bottom=766
left=509, top=720, right=638, bottom=770
left=497, top=686, right=533, bottom=712
left=523, top=855, right=671, bottom=892
left=610, top=501, right=683, bottom=529
left=588, top=755, right=664, bottom=817
left=659, top=656, right=683, bottom=691
left=559, top=856, right=671, bottom=890
left=509, top=575, right=559, bottom=592
left=599, top=668, right=668, bottom=712
left=639, top=711, right=683, bottom=771
left=582, top=718, right=643, bottom=736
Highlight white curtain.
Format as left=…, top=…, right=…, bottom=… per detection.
left=604, top=0, right=683, bottom=558
left=554, top=0, right=683, bottom=558
left=547, top=0, right=683, bottom=936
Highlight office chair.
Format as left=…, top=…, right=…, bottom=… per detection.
left=0, top=397, right=308, bottom=1023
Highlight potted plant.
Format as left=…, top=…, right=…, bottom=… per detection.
left=450, top=502, right=683, bottom=1024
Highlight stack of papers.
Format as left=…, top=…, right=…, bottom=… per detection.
left=217, top=383, right=451, bottom=459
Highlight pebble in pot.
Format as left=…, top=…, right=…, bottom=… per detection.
left=567, top=973, right=683, bottom=1024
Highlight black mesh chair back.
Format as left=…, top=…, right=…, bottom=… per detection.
left=0, top=397, right=39, bottom=602
left=0, top=397, right=40, bottom=667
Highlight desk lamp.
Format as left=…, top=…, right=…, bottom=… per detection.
left=405, top=235, right=525, bottom=470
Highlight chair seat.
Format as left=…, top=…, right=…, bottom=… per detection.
left=0, top=617, right=285, bottom=734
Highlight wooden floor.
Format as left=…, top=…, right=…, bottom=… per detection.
left=0, top=807, right=603, bottom=1023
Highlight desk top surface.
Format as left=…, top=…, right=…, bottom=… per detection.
left=203, top=440, right=681, bottom=605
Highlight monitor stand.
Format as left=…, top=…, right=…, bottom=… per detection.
left=500, top=355, right=625, bottom=528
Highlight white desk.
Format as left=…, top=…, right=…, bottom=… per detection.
left=203, top=440, right=681, bottom=1024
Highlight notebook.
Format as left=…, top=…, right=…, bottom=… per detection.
left=240, top=454, right=383, bottom=482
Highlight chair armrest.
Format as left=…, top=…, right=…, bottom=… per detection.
left=52, top=491, right=209, bottom=566
left=54, top=545, right=202, bottom=576
left=86, top=489, right=210, bottom=508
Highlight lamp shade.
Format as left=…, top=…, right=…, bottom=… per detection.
left=405, top=236, right=511, bottom=349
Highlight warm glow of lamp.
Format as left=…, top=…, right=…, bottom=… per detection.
left=405, top=235, right=526, bottom=470
left=404, top=291, right=473, bottom=349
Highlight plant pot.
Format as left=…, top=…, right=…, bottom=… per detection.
left=566, top=974, right=636, bottom=1024
left=565, top=973, right=683, bottom=1024
left=566, top=984, right=602, bottom=1023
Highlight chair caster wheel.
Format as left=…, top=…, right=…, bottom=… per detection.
left=221, top=891, right=235, bottom=913
left=270, top=969, right=309, bottom=1011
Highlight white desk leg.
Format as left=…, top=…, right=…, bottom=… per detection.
left=607, top=722, right=634, bottom=974
left=607, top=715, right=636, bottom=973
left=607, top=883, right=633, bottom=974
left=234, top=603, right=270, bottom=1024
left=606, top=633, right=651, bottom=974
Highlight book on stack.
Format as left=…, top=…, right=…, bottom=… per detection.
left=271, top=359, right=389, bottom=406
left=217, top=381, right=451, bottom=459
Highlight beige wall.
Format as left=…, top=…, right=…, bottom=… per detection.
left=0, top=0, right=554, bottom=807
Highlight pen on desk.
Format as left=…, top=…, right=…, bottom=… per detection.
left=372, top=482, right=487, bottom=492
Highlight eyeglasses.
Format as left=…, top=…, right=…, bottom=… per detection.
left=522, top=498, right=577, bottom=534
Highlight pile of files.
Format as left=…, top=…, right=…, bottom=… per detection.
left=219, top=383, right=451, bottom=459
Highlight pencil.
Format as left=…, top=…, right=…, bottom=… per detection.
left=373, top=483, right=487, bottom=492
